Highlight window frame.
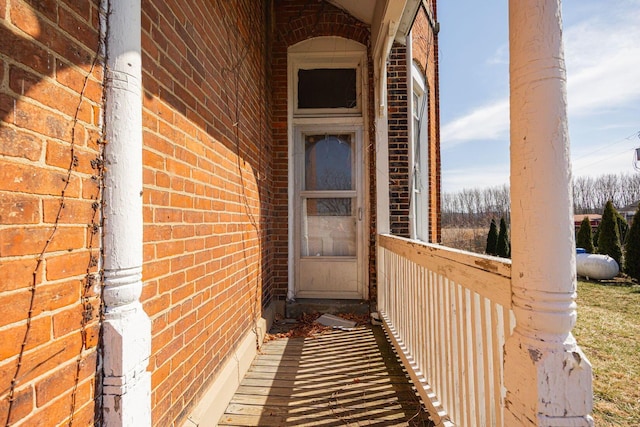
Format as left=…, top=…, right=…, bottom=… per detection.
left=290, top=52, right=364, bottom=118
left=410, top=61, right=430, bottom=242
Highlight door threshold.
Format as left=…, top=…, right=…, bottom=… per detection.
left=285, top=298, right=370, bottom=319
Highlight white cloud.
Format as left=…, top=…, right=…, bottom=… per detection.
left=441, top=100, right=509, bottom=148
left=564, top=7, right=640, bottom=115
left=572, top=146, right=638, bottom=178
left=441, top=1, right=640, bottom=150
left=443, top=146, right=638, bottom=193
left=442, top=164, right=510, bottom=193
left=594, top=122, right=640, bottom=132
left=486, top=44, right=508, bottom=65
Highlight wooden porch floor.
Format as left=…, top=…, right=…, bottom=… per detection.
left=218, top=324, right=433, bottom=426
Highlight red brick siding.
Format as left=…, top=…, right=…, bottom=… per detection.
left=412, top=5, right=441, bottom=242
left=433, top=2, right=442, bottom=243
left=0, top=0, right=103, bottom=425
left=140, top=0, right=273, bottom=424
left=272, top=0, right=375, bottom=300
left=386, top=6, right=440, bottom=243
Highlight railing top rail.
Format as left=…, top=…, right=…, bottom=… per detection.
left=378, top=234, right=512, bottom=308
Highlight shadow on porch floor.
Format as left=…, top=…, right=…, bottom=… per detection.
left=218, top=321, right=433, bottom=426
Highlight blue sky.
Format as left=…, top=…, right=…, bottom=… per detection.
left=438, top=0, right=640, bottom=192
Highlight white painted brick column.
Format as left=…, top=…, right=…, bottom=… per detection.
left=505, top=0, right=593, bottom=425
left=101, top=0, right=151, bottom=425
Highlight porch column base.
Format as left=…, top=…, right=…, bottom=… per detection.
left=103, top=373, right=151, bottom=426
left=102, top=304, right=151, bottom=427
left=504, top=332, right=593, bottom=427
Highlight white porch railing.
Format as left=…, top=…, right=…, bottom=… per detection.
left=377, top=234, right=515, bottom=427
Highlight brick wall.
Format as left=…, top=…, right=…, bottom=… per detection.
left=412, top=4, right=441, bottom=242
left=387, top=43, right=410, bottom=237
left=271, top=0, right=375, bottom=300
left=140, top=0, right=273, bottom=424
left=0, top=0, right=103, bottom=425
left=386, top=4, right=441, bottom=242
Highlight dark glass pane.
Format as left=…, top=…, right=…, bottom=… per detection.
left=298, top=68, right=357, bottom=109
left=305, top=134, right=353, bottom=191
left=306, top=198, right=352, bottom=216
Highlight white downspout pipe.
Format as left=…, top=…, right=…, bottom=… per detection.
left=505, top=0, right=592, bottom=425
left=101, top=0, right=151, bottom=425
left=374, top=30, right=391, bottom=316
left=375, top=53, right=390, bottom=236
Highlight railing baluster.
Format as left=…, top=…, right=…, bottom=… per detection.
left=416, top=265, right=423, bottom=381
left=411, top=261, right=417, bottom=363
left=463, top=287, right=475, bottom=426
left=443, top=277, right=450, bottom=406
left=472, top=291, right=484, bottom=426
left=420, top=267, right=430, bottom=396
left=444, top=278, right=454, bottom=420
left=377, top=235, right=512, bottom=427
left=491, top=302, right=504, bottom=427
left=446, top=279, right=457, bottom=423
left=411, top=264, right=422, bottom=366
left=450, top=282, right=459, bottom=425
left=437, top=275, right=446, bottom=403
left=481, top=297, right=493, bottom=426
left=440, top=277, right=448, bottom=415
left=455, top=283, right=468, bottom=427
left=427, top=269, right=436, bottom=390
left=382, top=248, right=387, bottom=311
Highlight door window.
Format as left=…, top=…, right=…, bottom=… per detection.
left=300, top=133, right=356, bottom=257
left=304, top=134, right=353, bottom=191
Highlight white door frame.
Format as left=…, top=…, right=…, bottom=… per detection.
left=287, top=37, right=369, bottom=301
left=292, top=125, right=364, bottom=299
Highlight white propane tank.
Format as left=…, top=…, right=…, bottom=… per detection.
left=576, top=253, right=619, bottom=280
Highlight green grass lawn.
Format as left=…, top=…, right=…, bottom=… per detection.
left=573, top=280, right=640, bottom=426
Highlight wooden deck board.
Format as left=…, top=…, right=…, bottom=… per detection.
left=234, top=381, right=418, bottom=397
left=218, top=325, right=434, bottom=426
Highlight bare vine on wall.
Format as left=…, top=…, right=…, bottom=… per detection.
left=67, top=44, right=107, bottom=427
left=216, top=0, right=268, bottom=346
left=3, top=7, right=107, bottom=427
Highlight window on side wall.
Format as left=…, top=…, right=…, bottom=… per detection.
left=411, top=62, right=429, bottom=241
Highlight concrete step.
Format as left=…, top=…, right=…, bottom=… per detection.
left=285, top=298, right=370, bottom=319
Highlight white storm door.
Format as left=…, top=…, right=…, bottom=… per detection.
left=294, top=128, right=363, bottom=299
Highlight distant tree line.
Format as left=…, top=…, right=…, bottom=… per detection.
left=442, top=172, right=640, bottom=228
left=573, top=173, right=640, bottom=214
left=479, top=199, right=640, bottom=280
left=441, top=173, right=640, bottom=277
left=442, top=185, right=510, bottom=228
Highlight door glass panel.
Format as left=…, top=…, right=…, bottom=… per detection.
left=304, top=134, right=352, bottom=191
left=306, top=198, right=352, bottom=216
left=301, top=198, right=356, bottom=257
